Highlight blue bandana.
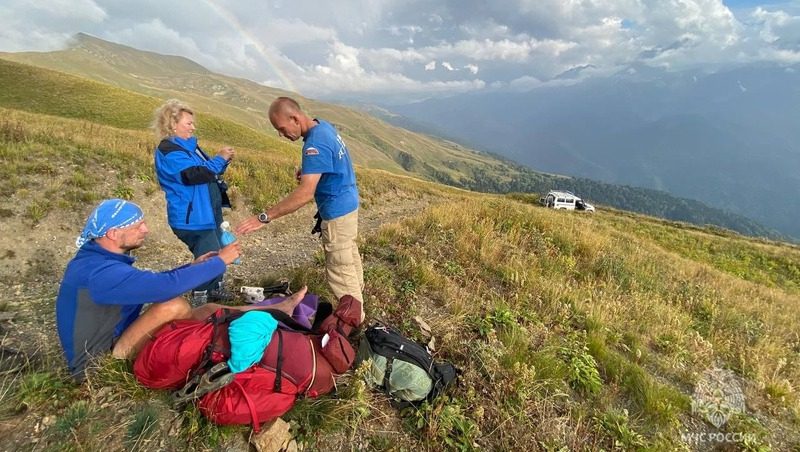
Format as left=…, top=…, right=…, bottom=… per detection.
left=76, top=199, right=144, bottom=248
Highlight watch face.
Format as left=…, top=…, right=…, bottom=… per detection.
left=258, top=212, right=269, bottom=223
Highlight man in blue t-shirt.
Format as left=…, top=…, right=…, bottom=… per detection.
left=236, top=97, right=364, bottom=315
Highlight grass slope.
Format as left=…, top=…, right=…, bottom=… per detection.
left=0, top=58, right=294, bottom=155
left=1, top=99, right=799, bottom=450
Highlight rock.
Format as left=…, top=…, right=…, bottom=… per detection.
left=251, top=418, right=293, bottom=452
left=414, top=316, right=432, bottom=338
left=35, top=415, right=55, bottom=433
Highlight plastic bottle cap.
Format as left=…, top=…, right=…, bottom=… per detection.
left=221, top=221, right=230, bottom=230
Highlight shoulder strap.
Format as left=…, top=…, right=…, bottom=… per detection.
left=382, top=357, right=394, bottom=397
left=273, top=330, right=284, bottom=393
left=428, top=362, right=459, bottom=401
left=189, top=309, right=235, bottom=379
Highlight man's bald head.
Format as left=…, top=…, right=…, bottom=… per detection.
left=268, top=96, right=313, bottom=141
left=269, top=97, right=302, bottom=118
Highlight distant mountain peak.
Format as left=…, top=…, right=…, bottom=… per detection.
left=67, top=32, right=210, bottom=74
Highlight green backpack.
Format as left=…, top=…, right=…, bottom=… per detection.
left=357, top=324, right=457, bottom=406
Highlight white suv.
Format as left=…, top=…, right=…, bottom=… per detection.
left=540, top=190, right=595, bottom=212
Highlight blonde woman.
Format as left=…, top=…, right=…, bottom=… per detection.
left=152, top=99, right=235, bottom=304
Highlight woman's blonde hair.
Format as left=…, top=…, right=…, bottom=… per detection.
left=151, top=99, right=194, bottom=140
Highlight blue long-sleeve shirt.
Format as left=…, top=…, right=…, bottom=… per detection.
left=55, top=240, right=226, bottom=380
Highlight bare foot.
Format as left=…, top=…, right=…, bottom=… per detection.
left=193, top=286, right=309, bottom=320
left=261, top=286, right=308, bottom=316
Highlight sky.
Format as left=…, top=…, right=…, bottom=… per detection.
left=1, top=0, right=799, bottom=102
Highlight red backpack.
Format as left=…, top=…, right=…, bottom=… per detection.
left=133, top=295, right=362, bottom=432
left=132, top=314, right=226, bottom=390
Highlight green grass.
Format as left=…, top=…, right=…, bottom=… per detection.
left=11, top=371, right=78, bottom=413
left=3, top=126, right=799, bottom=449
left=125, top=403, right=160, bottom=450
left=332, top=198, right=798, bottom=449
left=601, top=211, right=800, bottom=293
left=0, top=58, right=296, bottom=155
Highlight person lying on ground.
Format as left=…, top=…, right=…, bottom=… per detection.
left=55, top=198, right=307, bottom=382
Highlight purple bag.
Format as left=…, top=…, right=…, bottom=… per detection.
left=254, top=294, right=320, bottom=331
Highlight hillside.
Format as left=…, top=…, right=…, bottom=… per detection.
left=0, top=57, right=799, bottom=451
left=0, top=33, right=784, bottom=240
left=0, top=32, right=495, bottom=181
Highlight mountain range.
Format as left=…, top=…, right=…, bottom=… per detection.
left=386, top=63, right=800, bottom=239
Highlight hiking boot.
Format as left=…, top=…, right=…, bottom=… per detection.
left=173, top=362, right=235, bottom=404
left=208, top=288, right=236, bottom=303
left=190, top=290, right=208, bottom=308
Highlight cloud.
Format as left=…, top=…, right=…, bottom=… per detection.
left=300, top=41, right=485, bottom=97
left=0, top=0, right=107, bottom=51
left=750, top=6, right=800, bottom=45
left=259, top=18, right=338, bottom=45
left=1, top=0, right=799, bottom=100
left=103, top=19, right=205, bottom=63
left=32, top=0, right=107, bottom=22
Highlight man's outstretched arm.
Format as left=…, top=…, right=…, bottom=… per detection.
left=236, top=173, right=321, bottom=235
left=89, top=243, right=240, bottom=305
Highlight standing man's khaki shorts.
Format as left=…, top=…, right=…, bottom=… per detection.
left=320, top=209, right=364, bottom=302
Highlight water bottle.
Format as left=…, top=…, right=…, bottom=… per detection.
left=220, top=221, right=241, bottom=264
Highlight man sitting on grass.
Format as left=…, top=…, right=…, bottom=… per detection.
left=55, top=199, right=307, bottom=381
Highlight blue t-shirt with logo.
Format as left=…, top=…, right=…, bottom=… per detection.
left=301, top=119, right=359, bottom=220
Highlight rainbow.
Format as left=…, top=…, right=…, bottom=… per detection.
left=200, top=0, right=298, bottom=93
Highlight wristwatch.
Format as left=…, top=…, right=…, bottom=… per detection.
left=258, top=212, right=271, bottom=224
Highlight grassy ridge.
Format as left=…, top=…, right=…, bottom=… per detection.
left=0, top=58, right=293, bottom=154
left=598, top=209, right=800, bottom=293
